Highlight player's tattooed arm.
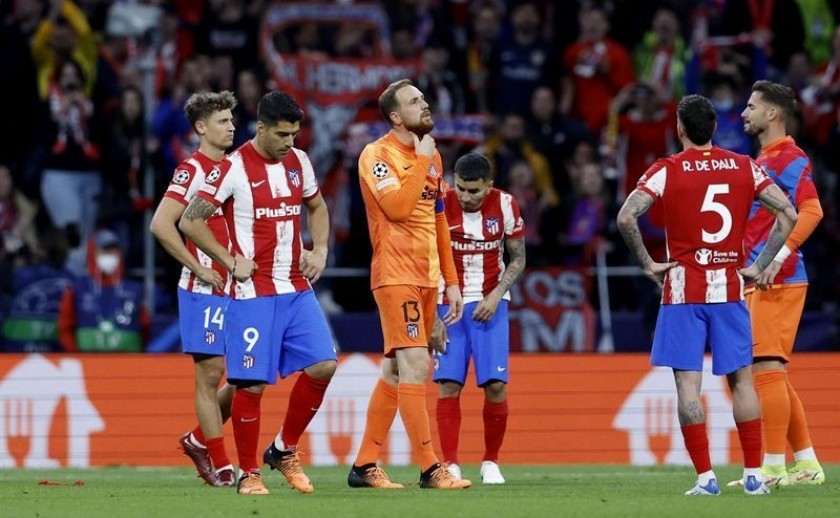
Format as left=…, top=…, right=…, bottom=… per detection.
left=617, top=190, right=676, bottom=286
left=497, top=237, right=526, bottom=295
left=474, top=237, right=526, bottom=323
left=740, top=184, right=798, bottom=278
left=617, top=190, right=655, bottom=269
left=182, top=197, right=217, bottom=222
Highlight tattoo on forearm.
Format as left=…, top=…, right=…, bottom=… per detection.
left=183, top=198, right=217, bottom=221
left=497, top=238, right=526, bottom=294
left=617, top=192, right=654, bottom=268
left=758, top=185, right=791, bottom=213
left=753, top=220, right=787, bottom=271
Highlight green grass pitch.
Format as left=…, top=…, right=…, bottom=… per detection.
left=1, top=465, right=838, bottom=517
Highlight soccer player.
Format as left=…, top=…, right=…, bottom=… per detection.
left=617, top=94, right=797, bottom=496
left=729, top=80, right=825, bottom=486
left=179, top=91, right=337, bottom=496
left=348, top=79, right=470, bottom=490
left=150, top=91, right=236, bottom=487
left=433, top=153, right=526, bottom=485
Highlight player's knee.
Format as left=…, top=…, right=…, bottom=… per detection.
left=483, top=381, right=506, bottom=402
left=438, top=381, right=462, bottom=398
left=305, top=359, right=337, bottom=380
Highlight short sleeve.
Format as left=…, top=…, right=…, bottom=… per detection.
left=637, top=159, right=669, bottom=199
left=502, top=191, right=525, bottom=239
left=197, top=157, right=236, bottom=206
left=297, top=149, right=320, bottom=200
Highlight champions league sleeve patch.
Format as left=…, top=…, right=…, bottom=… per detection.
left=173, top=169, right=191, bottom=184
left=206, top=166, right=222, bottom=184
left=372, top=162, right=389, bottom=179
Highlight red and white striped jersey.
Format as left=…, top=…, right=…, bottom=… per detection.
left=196, top=141, right=319, bottom=299
left=440, top=188, right=525, bottom=304
left=163, top=150, right=231, bottom=296
left=636, top=146, right=774, bottom=305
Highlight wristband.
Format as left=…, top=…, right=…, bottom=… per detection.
left=773, top=245, right=792, bottom=263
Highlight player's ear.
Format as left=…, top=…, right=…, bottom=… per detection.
left=194, top=120, right=205, bottom=136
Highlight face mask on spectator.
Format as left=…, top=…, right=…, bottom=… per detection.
left=713, top=98, right=734, bottom=112
left=96, top=253, right=120, bottom=275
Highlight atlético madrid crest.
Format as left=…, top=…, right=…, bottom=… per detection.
left=406, top=323, right=419, bottom=339
left=485, top=217, right=500, bottom=235
left=288, top=168, right=301, bottom=188
left=242, top=354, right=255, bottom=369
left=205, top=330, right=216, bottom=345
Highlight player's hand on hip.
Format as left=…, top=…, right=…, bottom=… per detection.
left=232, top=254, right=257, bottom=282
left=195, top=265, right=224, bottom=291
left=472, top=292, right=501, bottom=323
left=755, top=260, right=781, bottom=290
left=442, top=284, right=463, bottom=326
left=411, top=132, right=436, bottom=158
left=301, top=248, right=327, bottom=283
left=644, top=261, right=677, bottom=287
left=429, top=317, right=448, bottom=354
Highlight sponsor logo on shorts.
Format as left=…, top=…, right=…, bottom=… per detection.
left=242, top=354, right=255, bottom=369
left=406, top=323, right=419, bottom=339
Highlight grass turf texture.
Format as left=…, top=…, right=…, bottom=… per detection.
left=1, top=465, right=838, bottom=517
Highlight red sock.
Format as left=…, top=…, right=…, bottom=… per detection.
left=205, top=436, right=230, bottom=470
left=281, top=372, right=330, bottom=449
left=680, top=423, right=712, bottom=474
left=436, top=397, right=461, bottom=464
left=483, top=399, right=508, bottom=462
left=191, top=426, right=206, bottom=446
left=231, top=389, right=263, bottom=472
left=736, top=418, right=762, bottom=469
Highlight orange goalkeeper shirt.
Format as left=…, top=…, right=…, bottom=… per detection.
left=359, top=131, right=448, bottom=290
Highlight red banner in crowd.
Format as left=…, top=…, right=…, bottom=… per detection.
left=508, top=268, right=597, bottom=353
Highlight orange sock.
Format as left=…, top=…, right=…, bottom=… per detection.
left=398, top=383, right=438, bottom=470
left=354, top=378, right=398, bottom=466
left=785, top=377, right=813, bottom=452
left=754, top=370, right=790, bottom=456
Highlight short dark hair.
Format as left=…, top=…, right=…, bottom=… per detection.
left=454, top=153, right=492, bottom=182
left=378, top=78, right=413, bottom=126
left=183, top=91, right=237, bottom=127
left=257, top=91, right=304, bottom=126
left=752, top=80, right=797, bottom=120
left=677, top=94, right=717, bottom=145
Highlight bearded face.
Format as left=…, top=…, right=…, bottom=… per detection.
left=394, top=85, right=435, bottom=136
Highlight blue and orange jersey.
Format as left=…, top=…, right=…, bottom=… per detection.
left=744, top=136, right=819, bottom=285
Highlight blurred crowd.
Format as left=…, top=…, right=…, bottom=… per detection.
left=1, top=0, right=840, bottom=351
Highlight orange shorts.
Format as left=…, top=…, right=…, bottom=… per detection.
left=373, top=285, right=437, bottom=357
left=746, top=284, right=807, bottom=363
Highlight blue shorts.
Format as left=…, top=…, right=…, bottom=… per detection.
left=651, top=302, right=753, bottom=376
left=225, top=290, right=336, bottom=384
left=433, top=300, right=509, bottom=386
left=178, top=288, right=228, bottom=356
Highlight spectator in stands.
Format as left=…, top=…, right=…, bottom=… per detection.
left=506, top=160, right=546, bottom=266
left=707, top=73, right=753, bottom=155
left=32, top=0, right=97, bottom=100
left=479, top=112, right=558, bottom=207
left=606, top=82, right=677, bottom=202
left=1, top=227, right=73, bottom=353
left=555, top=162, right=608, bottom=266
left=0, top=164, right=39, bottom=261
left=391, top=28, right=419, bottom=59
left=490, top=1, right=555, bottom=115
left=720, top=0, right=805, bottom=76
left=232, top=69, right=263, bottom=148
left=466, top=2, right=502, bottom=113
left=561, top=5, right=635, bottom=135
left=633, top=6, right=690, bottom=100
left=36, top=57, right=102, bottom=275
left=57, top=229, right=149, bottom=352
left=526, top=86, right=593, bottom=195
left=801, top=24, right=840, bottom=147
left=415, top=39, right=465, bottom=116
left=198, top=0, right=259, bottom=74
left=100, top=86, right=151, bottom=267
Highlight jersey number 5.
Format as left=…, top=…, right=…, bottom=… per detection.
left=700, top=184, right=732, bottom=244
